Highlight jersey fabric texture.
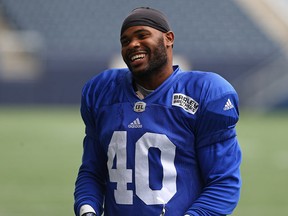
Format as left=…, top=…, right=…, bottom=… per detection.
left=74, top=66, right=242, bottom=216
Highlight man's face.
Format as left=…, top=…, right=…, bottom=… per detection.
left=120, top=26, right=168, bottom=78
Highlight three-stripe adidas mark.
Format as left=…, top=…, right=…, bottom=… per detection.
left=128, top=118, right=142, bottom=128
left=223, top=99, right=234, bottom=111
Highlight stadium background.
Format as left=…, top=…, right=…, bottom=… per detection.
left=0, top=0, right=287, bottom=215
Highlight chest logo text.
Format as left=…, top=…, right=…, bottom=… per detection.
left=172, top=93, right=199, bottom=114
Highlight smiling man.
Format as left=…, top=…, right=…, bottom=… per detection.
left=121, top=7, right=175, bottom=99
left=74, top=7, right=242, bottom=216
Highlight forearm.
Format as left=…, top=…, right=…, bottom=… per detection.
left=184, top=180, right=240, bottom=215
left=185, top=138, right=241, bottom=215
left=74, top=166, right=105, bottom=216
left=74, top=136, right=107, bottom=216
left=184, top=181, right=240, bottom=215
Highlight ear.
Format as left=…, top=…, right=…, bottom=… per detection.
left=164, top=31, right=174, bottom=47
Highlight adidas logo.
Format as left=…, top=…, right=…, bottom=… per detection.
left=223, top=99, right=234, bottom=111
left=128, top=118, right=142, bottom=128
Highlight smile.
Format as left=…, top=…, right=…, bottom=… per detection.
left=130, top=54, right=146, bottom=62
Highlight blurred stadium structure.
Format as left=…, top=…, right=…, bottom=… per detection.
left=0, top=0, right=288, bottom=110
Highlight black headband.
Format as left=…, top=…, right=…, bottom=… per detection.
left=121, top=7, right=171, bottom=35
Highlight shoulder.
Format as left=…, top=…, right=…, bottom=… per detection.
left=173, top=69, right=239, bottom=118
left=182, top=70, right=234, bottom=89
left=81, top=68, right=129, bottom=108
left=178, top=70, right=237, bottom=99
left=84, top=68, right=127, bottom=88
left=82, top=68, right=128, bottom=95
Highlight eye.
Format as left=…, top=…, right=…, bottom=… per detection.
left=138, top=34, right=145, bottom=39
left=121, top=38, right=130, bottom=47
left=138, top=33, right=149, bottom=40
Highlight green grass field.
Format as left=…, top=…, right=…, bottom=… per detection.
left=0, top=106, right=288, bottom=216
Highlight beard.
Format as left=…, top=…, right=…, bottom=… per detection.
left=127, top=37, right=168, bottom=79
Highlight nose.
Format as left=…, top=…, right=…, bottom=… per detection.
left=130, top=39, right=140, bottom=48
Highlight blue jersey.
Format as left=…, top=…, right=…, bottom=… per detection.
left=74, top=66, right=241, bottom=216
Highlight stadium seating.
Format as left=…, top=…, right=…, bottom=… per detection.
left=0, top=0, right=286, bottom=107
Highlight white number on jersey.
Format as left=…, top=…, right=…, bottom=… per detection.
left=107, top=131, right=177, bottom=205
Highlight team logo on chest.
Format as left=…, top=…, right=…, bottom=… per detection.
left=172, top=93, right=199, bottom=114
left=134, top=101, right=146, bottom=112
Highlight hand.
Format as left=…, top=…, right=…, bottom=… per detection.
left=82, top=213, right=96, bottom=216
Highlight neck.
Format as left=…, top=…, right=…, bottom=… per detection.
left=134, top=65, right=173, bottom=90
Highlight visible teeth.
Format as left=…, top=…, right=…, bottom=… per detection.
left=131, top=54, right=145, bottom=61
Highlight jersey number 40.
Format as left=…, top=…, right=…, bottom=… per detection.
left=107, top=131, right=177, bottom=205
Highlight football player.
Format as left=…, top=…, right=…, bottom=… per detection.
left=74, top=7, right=241, bottom=216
